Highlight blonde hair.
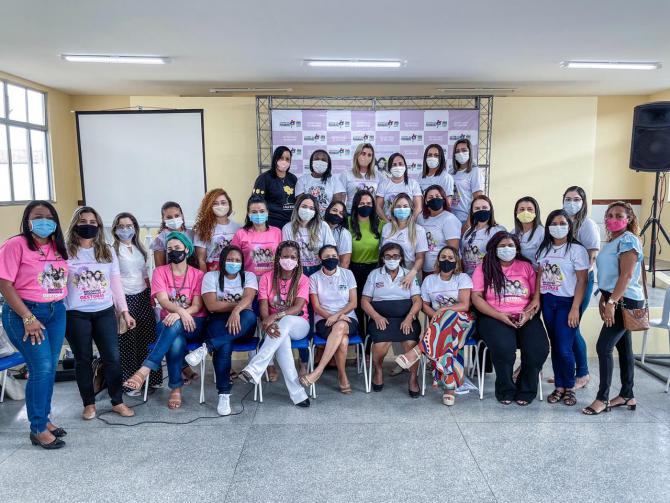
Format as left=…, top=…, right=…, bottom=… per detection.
left=605, top=201, right=640, bottom=241
left=66, top=206, right=113, bottom=263
left=389, top=193, right=418, bottom=247
left=351, top=143, right=376, bottom=179
left=290, top=194, right=322, bottom=252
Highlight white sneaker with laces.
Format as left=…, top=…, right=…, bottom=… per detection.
left=217, top=394, right=232, bottom=416
left=185, top=343, right=208, bottom=367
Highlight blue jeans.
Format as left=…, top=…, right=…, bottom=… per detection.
left=542, top=293, right=578, bottom=389
left=573, top=270, right=593, bottom=378
left=143, top=317, right=205, bottom=389
left=2, top=300, right=66, bottom=434
left=206, top=310, right=257, bottom=394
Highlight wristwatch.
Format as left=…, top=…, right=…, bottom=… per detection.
left=606, top=298, right=617, bottom=306
left=23, top=314, right=37, bottom=326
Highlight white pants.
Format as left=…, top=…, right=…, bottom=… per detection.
left=243, top=315, right=310, bottom=404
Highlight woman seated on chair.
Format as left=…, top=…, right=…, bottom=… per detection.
left=395, top=245, right=474, bottom=406
left=470, top=231, right=549, bottom=406
left=300, top=244, right=358, bottom=394
left=237, top=241, right=311, bottom=407
left=124, top=232, right=206, bottom=410
left=184, top=245, right=258, bottom=416
left=361, top=242, right=422, bottom=397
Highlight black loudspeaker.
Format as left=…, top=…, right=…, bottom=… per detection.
left=630, top=101, right=670, bottom=172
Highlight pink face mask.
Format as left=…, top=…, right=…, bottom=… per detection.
left=276, top=160, right=290, bottom=171
left=279, top=258, right=298, bottom=271
left=605, top=218, right=628, bottom=232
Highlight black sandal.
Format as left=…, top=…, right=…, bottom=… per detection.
left=562, top=390, right=577, bottom=406
left=582, top=400, right=611, bottom=415
left=610, top=397, right=636, bottom=411
left=547, top=389, right=564, bottom=404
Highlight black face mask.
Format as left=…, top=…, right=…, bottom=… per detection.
left=439, top=259, right=457, bottom=273
left=472, top=210, right=491, bottom=223
left=167, top=250, right=187, bottom=264
left=75, top=224, right=99, bottom=239
left=357, top=206, right=374, bottom=218
left=325, top=213, right=344, bottom=226
left=322, top=257, right=339, bottom=271
left=427, top=198, right=444, bottom=211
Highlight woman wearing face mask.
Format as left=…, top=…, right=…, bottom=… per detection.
left=324, top=200, right=352, bottom=268
left=184, top=245, right=258, bottom=416
left=64, top=207, right=136, bottom=420
left=461, top=195, right=506, bottom=276
left=471, top=231, right=548, bottom=405
left=375, top=152, right=423, bottom=221
left=418, top=185, right=461, bottom=275
left=296, top=150, right=336, bottom=215
left=583, top=202, right=644, bottom=416
left=253, top=146, right=296, bottom=229
left=111, top=212, right=161, bottom=395
left=419, top=144, right=454, bottom=204
left=299, top=245, right=358, bottom=393
left=513, top=196, right=544, bottom=268
left=449, top=138, right=484, bottom=224
left=237, top=241, right=311, bottom=407
left=0, top=201, right=69, bottom=449
left=123, top=232, right=206, bottom=409
left=361, top=243, right=422, bottom=396
left=151, top=201, right=194, bottom=267
left=395, top=245, right=474, bottom=406
left=536, top=210, right=588, bottom=407
left=562, top=186, right=599, bottom=389
left=193, top=189, right=240, bottom=272
left=333, top=143, right=379, bottom=212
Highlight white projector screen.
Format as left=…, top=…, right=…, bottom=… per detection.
left=76, top=110, right=206, bottom=227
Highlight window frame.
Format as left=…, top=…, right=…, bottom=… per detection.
left=0, top=79, right=53, bottom=205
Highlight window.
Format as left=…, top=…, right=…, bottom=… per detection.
left=0, top=80, right=51, bottom=203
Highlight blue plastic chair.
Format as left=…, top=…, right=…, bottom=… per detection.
left=231, top=337, right=264, bottom=402
left=290, top=335, right=314, bottom=398
left=1, top=352, right=25, bottom=403
left=143, top=341, right=206, bottom=403
left=311, top=333, right=368, bottom=397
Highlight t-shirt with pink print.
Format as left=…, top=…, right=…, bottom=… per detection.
left=151, top=264, right=206, bottom=319
left=231, top=226, right=283, bottom=276
left=257, top=271, right=309, bottom=320
left=471, top=259, right=536, bottom=314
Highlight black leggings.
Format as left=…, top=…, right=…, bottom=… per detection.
left=477, top=313, right=549, bottom=402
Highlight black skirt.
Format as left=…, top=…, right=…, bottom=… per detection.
left=367, top=299, right=421, bottom=343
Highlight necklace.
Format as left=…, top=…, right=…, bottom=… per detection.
left=551, top=242, right=567, bottom=253
left=170, top=266, right=187, bottom=293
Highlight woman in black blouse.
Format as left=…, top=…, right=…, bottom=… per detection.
left=252, top=146, right=297, bottom=229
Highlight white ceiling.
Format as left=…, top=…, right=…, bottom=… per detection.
left=1, top=0, right=669, bottom=97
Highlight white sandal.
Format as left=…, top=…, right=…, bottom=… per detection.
left=394, top=346, right=422, bottom=370
left=442, top=393, right=455, bottom=406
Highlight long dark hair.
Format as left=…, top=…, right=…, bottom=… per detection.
left=536, top=209, right=579, bottom=259
left=563, top=185, right=589, bottom=235
left=159, top=201, right=187, bottom=232
left=378, top=242, right=406, bottom=268
left=387, top=152, right=409, bottom=184
left=112, top=212, right=147, bottom=260
left=482, top=231, right=530, bottom=299
left=20, top=200, right=68, bottom=259
left=350, top=189, right=380, bottom=240
left=271, top=240, right=303, bottom=308
left=513, top=196, right=541, bottom=242
left=243, top=195, right=269, bottom=230
left=271, top=146, right=292, bottom=178
left=309, top=149, right=333, bottom=184
left=464, top=194, right=497, bottom=240
left=452, top=138, right=474, bottom=173
left=218, top=245, right=245, bottom=292
left=422, top=144, right=446, bottom=177
left=422, top=184, right=451, bottom=219
left=325, top=200, right=348, bottom=231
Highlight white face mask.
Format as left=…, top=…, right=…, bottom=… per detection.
left=212, top=205, right=229, bottom=217
left=563, top=200, right=583, bottom=216
left=384, top=258, right=401, bottom=271
left=298, top=207, right=316, bottom=222
left=548, top=224, right=569, bottom=239
left=454, top=151, right=470, bottom=165
left=165, top=217, right=183, bottom=230
left=425, top=157, right=440, bottom=169
left=390, top=165, right=406, bottom=178
left=312, top=160, right=328, bottom=174
left=496, top=246, right=517, bottom=262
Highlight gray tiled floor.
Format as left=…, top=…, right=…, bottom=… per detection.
left=1, top=358, right=669, bottom=503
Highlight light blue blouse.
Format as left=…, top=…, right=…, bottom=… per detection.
left=595, top=232, right=644, bottom=301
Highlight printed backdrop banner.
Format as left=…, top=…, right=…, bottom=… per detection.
left=271, top=109, right=479, bottom=177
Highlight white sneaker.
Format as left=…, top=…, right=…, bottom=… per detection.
left=217, top=394, right=232, bottom=416
left=185, top=343, right=208, bottom=367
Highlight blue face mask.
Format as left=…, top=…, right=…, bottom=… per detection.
left=116, top=227, right=135, bottom=241
left=30, top=218, right=57, bottom=238
left=393, top=207, right=412, bottom=220
left=249, top=212, right=268, bottom=225
left=224, top=261, right=242, bottom=275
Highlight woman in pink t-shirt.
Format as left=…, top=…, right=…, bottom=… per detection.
left=238, top=241, right=311, bottom=407
left=471, top=231, right=548, bottom=406
left=0, top=201, right=69, bottom=448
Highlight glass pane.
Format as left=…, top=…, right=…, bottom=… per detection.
left=0, top=82, right=5, bottom=118
left=9, top=126, right=31, bottom=200
left=7, top=84, right=27, bottom=122
left=31, top=130, right=50, bottom=199
left=0, top=125, right=10, bottom=201
left=27, top=90, right=45, bottom=126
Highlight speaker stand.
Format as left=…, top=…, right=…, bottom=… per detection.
left=640, top=171, right=670, bottom=287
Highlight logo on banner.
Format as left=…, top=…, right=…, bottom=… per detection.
left=327, top=119, right=351, bottom=129
left=278, top=119, right=302, bottom=128
left=425, top=119, right=448, bottom=129
left=400, top=133, right=424, bottom=143
left=328, top=147, right=351, bottom=157
left=377, top=119, right=399, bottom=129
left=449, top=133, right=472, bottom=142
left=289, top=147, right=303, bottom=157
left=352, top=133, right=375, bottom=143
left=304, top=133, right=326, bottom=143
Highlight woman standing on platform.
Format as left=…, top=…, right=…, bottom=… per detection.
left=375, top=153, right=423, bottom=220
left=252, top=146, right=297, bottom=229
left=333, top=143, right=380, bottom=212
left=418, top=144, right=454, bottom=204
left=296, top=150, right=337, bottom=215
left=449, top=138, right=484, bottom=224
left=193, top=189, right=240, bottom=272
left=513, top=196, right=544, bottom=268
left=460, top=195, right=506, bottom=276
left=418, top=185, right=461, bottom=275
left=150, top=201, right=194, bottom=267
left=323, top=200, right=352, bottom=268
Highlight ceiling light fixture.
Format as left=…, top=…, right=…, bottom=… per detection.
left=560, top=60, right=661, bottom=70
left=436, top=87, right=516, bottom=93
left=209, top=87, right=293, bottom=93
left=61, top=54, right=170, bottom=64
left=304, top=59, right=404, bottom=68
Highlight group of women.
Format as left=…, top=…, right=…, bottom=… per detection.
left=0, top=139, right=646, bottom=450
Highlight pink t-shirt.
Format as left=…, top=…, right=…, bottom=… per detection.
left=0, top=235, right=68, bottom=302
left=151, top=265, right=206, bottom=319
left=472, top=260, right=536, bottom=314
left=257, top=271, right=309, bottom=320
left=231, top=226, right=282, bottom=276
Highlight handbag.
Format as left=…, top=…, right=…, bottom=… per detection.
left=621, top=257, right=649, bottom=331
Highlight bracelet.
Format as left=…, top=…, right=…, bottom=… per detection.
left=23, top=314, right=37, bottom=326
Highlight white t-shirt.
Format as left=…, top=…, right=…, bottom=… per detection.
left=201, top=270, right=258, bottom=304
left=460, top=225, right=507, bottom=275
left=296, top=173, right=338, bottom=214
left=309, top=266, right=357, bottom=321
left=417, top=211, right=462, bottom=272
left=577, top=217, right=601, bottom=251
left=65, top=246, right=120, bottom=312
left=333, top=226, right=352, bottom=255
left=517, top=226, right=545, bottom=267
left=418, top=172, right=455, bottom=196
left=381, top=223, right=429, bottom=268
left=282, top=221, right=336, bottom=267
left=538, top=242, right=589, bottom=297
left=116, top=244, right=148, bottom=295
left=376, top=178, right=423, bottom=218
left=336, top=171, right=381, bottom=212
left=362, top=266, right=421, bottom=301
left=449, top=166, right=484, bottom=223
left=420, top=273, right=473, bottom=310
left=150, top=229, right=195, bottom=252
left=193, top=222, right=241, bottom=264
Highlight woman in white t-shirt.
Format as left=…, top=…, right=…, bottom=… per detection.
left=296, top=150, right=338, bottom=215
left=395, top=245, right=475, bottom=406
left=418, top=185, right=461, bottom=274
left=418, top=144, right=454, bottom=203
left=460, top=195, right=506, bottom=275
left=111, top=212, right=161, bottom=395
left=333, top=143, right=380, bottom=212
left=375, top=152, right=423, bottom=221
left=536, top=209, right=589, bottom=407
left=449, top=138, right=484, bottom=223
left=150, top=201, right=195, bottom=267
left=193, top=189, right=241, bottom=272
left=513, top=196, right=544, bottom=267
left=323, top=200, right=352, bottom=268
left=65, top=206, right=136, bottom=420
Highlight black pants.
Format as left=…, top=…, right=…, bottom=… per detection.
left=350, top=262, right=377, bottom=345
left=596, top=291, right=643, bottom=401
left=66, top=306, right=123, bottom=406
left=478, top=313, right=549, bottom=402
